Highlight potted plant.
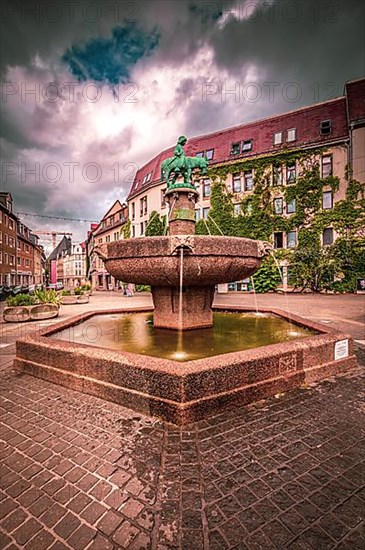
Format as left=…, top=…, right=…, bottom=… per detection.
left=3, top=290, right=61, bottom=323
left=60, top=287, right=90, bottom=305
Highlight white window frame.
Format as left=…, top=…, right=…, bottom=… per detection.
left=274, top=131, right=283, bottom=145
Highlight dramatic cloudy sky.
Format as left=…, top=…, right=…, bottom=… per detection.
left=0, top=0, right=364, bottom=246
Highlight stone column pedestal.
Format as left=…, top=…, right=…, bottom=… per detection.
left=165, top=187, right=198, bottom=236
left=152, top=285, right=215, bottom=330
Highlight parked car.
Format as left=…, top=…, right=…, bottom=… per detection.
left=28, top=284, right=36, bottom=293
left=21, top=285, right=30, bottom=294
left=47, top=282, right=64, bottom=291
left=0, top=285, right=13, bottom=301
left=12, top=286, right=23, bottom=296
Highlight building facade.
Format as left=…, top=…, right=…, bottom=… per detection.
left=0, top=193, right=17, bottom=286
left=0, top=193, right=45, bottom=287
left=88, top=201, right=129, bottom=290
left=63, top=243, right=87, bottom=288
left=126, top=78, right=365, bottom=290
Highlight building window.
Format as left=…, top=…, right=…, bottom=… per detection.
left=287, top=199, right=296, bottom=214
left=286, top=164, right=296, bottom=184
left=287, top=128, right=297, bottom=142
left=234, top=203, right=242, bottom=216
left=17, top=257, right=21, bottom=265
left=320, top=120, right=332, bottom=135
left=132, top=225, right=135, bottom=238
left=203, top=180, right=211, bottom=198
left=274, top=131, right=283, bottom=145
left=5, top=253, right=8, bottom=264
left=9, top=236, right=15, bottom=247
left=4, top=234, right=8, bottom=245
left=232, top=173, right=241, bottom=193
left=231, top=142, right=241, bottom=155
left=9, top=219, right=14, bottom=230
left=140, top=198, right=144, bottom=216
left=140, top=222, right=144, bottom=236
left=323, top=227, right=334, bottom=245
left=195, top=209, right=201, bottom=221
left=146, top=172, right=152, bottom=183
left=322, top=191, right=333, bottom=209
left=242, top=139, right=252, bottom=152
left=25, top=258, right=29, bottom=267
left=4, top=214, right=8, bottom=226
left=0, top=251, right=2, bottom=264
left=202, top=207, right=210, bottom=219
left=244, top=171, right=254, bottom=191
left=106, top=236, right=111, bottom=243
left=274, top=198, right=283, bottom=214
left=206, top=149, right=214, bottom=161
left=274, top=232, right=283, bottom=249
left=196, top=151, right=204, bottom=158
left=272, top=166, right=283, bottom=186
left=109, top=215, right=114, bottom=226
left=0, top=232, right=2, bottom=244
left=287, top=231, right=297, bottom=249
left=131, top=202, right=135, bottom=220
left=321, top=155, right=333, bottom=178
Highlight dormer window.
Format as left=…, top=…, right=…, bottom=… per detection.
left=206, top=149, right=214, bottom=161
left=231, top=142, right=241, bottom=155
left=287, top=128, right=296, bottom=142
left=242, top=139, right=252, bottom=152
left=196, top=151, right=204, bottom=158
left=274, top=131, right=283, bottom=145
left=320, top=120, right=332, bottom=135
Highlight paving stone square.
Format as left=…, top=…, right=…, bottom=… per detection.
left=0, top=294, right=364, bottom=548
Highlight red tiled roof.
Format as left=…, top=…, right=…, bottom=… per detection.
left=345, top=78, right=365, bottom=124
left=127, top=90, right=356, bottom=200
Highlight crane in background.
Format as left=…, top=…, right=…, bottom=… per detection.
left=34, top=231, right=73, bottom=249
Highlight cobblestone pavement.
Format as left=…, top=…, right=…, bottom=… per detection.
left=0, top=293, right=364, bottom=549
left=0, top=366, right=364, bottom=549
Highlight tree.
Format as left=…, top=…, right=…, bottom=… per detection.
left=145, top=211, right=165, bottom=236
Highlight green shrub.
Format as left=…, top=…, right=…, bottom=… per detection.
left=252, top=257, right=281, bottom=293
left=34, top=289, right=61, bottom=305
left=74, top=287, right=84, bottom=295
left=135, top=285, right=151, bottom=293
left=61, top=290, right=72, bottom=296
left=80, top=283, right=91, bottom=291
left=6, top=294, right=37, bottom=307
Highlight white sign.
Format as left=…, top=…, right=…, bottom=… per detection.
left=335, top=339, right=349, bottom=360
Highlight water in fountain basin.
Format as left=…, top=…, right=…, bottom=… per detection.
left=50, top=311, right=316, bottom=362
left=174, top=247, right=187, bottom=360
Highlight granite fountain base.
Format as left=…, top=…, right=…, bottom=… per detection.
left=14, top=305, right=357, bottom=424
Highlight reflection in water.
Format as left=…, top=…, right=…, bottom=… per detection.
left=49, top=312, right=316, bottom=362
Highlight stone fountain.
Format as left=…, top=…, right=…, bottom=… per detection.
left=13, top=136, right=357, bottom=424
left=96, top=135, right=270, bottom=330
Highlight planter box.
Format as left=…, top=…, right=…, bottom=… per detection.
left=61, top=295, right=90, bottom=305
left=3, top=304, right=59, bottom=323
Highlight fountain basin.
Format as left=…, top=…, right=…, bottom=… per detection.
left=13, top=305, right=357, bottom=424
left=100, top=236, right=267, bottom=287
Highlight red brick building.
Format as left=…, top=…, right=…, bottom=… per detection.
left=0, top=193, right=17, bottom=286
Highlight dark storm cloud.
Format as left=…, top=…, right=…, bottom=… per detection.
left=0, top=0, right=364, bottom=240
left=63, top=22, right=160, bottom=85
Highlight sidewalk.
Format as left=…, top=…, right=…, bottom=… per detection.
left=0, top=292, right=364, bottom=549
